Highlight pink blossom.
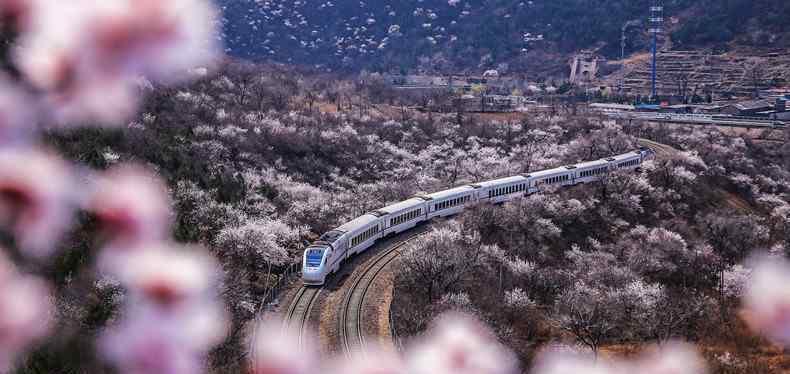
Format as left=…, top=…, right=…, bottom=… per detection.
left=531, top=342, right=705, bottom=374
left=101, top=316, right=207, bottom=374
left=530, top=350, right=615, bottom=374
left=89, top=165, right=171, bottom=253
left=0, top=80, right=36, bottom=145
left=0, top=254, right=53, bottom=370
left=405, top=313, right=518, bottom=374
left=250, top=321, right=319, bottom=374
left=14, top=0, right=219, bottom=126
left=111, top=297, right=227, bottom=354
left=0, top=147, right=76, bottom=258
left=328, top=347, right=405, bottom=374
left=43, top=75, right=141, bottom=126
left=0, top=0, right=33, bottom=30
left=18, top=0, right=219, bottom=85
left=101, top=245, right=227, bottom=374
left=85, top=0, right=220, bottom=83
left=633, top=343, right=707, bottom=374
left=119, top=245, right=220, bottom=309
left=742, top=256, right=790, bottom=346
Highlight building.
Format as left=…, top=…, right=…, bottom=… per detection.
left=721, top=99, right=774, bottom=117
left=569, top=51, right=600, bottom=84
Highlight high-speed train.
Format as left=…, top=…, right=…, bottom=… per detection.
left=302, top=147, right=656, bottom=285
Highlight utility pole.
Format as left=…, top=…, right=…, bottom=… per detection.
left=649, top=0, right=663, bottom=102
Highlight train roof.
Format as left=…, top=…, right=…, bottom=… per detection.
left=562, top=150, right=643, bottom=170
left=422, top=185, right=476, bottom=200
left=528, top=166, right=575, bottom=178
left=573, top=158, right=611, bottom=170
left=473, top=175, right=528, bottom=188
left=335, top=213, right=380, bottom=233
left=376, top=198, right=426, bottom=215
left=611, top=151, right=641, bottom=162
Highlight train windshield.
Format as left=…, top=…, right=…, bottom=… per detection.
left=305, top=249, right=324, bottom=267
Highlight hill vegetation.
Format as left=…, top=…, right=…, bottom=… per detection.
left=40, top=61, right=790, bottom=372
left=219, top=0, right=790, bottom=74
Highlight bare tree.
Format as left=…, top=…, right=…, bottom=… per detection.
left=553, top=282, right=618, bottom=355
left=399, top=225, right=481, bottom=304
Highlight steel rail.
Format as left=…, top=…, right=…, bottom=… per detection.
left=338, top=231, right=425, bottom=356
left=283, top=286, right=322, bottom=347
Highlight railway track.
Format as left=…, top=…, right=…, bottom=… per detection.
left=338, top=231, right=425, bottom=356
left=283, top=286, right=322, bottom=346
left=639, top=138, right=678, bottom=157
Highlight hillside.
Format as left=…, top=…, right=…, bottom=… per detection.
left=218, top=0, right=790, bottom=75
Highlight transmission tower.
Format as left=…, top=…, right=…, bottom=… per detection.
left=649, top=0, right=663, bottom=100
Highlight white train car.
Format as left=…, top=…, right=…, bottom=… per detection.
left=376, top=197, right=429, bottom=237
left=528, top=166, right=575, bottom=192
left=302, top=147, right=656, bottom=285
left=573, top=159, right=611, bottom=184
left=423, top=186, right=477, bottom=219
left=473, top=175, right=530, bottom=204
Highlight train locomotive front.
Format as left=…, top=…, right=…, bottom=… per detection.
left=301, top=230, right=345, bottom=285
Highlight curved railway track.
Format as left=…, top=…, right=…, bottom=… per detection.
left=338, top=231, right=425, bottom=356
left=283, top=286, right=322, bottom=346
left=638, top=138, right=677, bottom=157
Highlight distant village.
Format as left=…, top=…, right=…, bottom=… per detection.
left=382, top=50, right=790, bottom=121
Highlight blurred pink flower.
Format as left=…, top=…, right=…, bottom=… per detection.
left=0, top=80, right=35, bottom=146
left=43, top=75, right=141, bottom=126
left=328, top=347, right=405, bottom=374
left=0, top=0, right=33, bottom=30
left=633, top=343, right=707, bottom=374
left=0, top=254, right=53, bottom=370
left=0, top=148, right=76, bottom=258
left=531, top=342, right=706, bottom=374
left=120, top=245, right=220, bottom=309
left=530, top=351, right=615, bottom=374
left=89, top=165, right=171, bottom=254
left=101, top=316, right=206, bottom=374
left=87, top=0, right=220, bottom=83
left=101, top=245, right=227, bottom=374
left=250, top=321, right=319, bottom=374
left=14, top=0, right=219, bottom=126
left=406, top=313, right=518, bottom=374
left=742, top=256, right=790, bottom=346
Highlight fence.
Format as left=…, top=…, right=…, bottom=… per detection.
left=248, top=262, right=300, bottom=358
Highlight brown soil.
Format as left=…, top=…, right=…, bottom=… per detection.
left=313, top=229, right=422, bottom=355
